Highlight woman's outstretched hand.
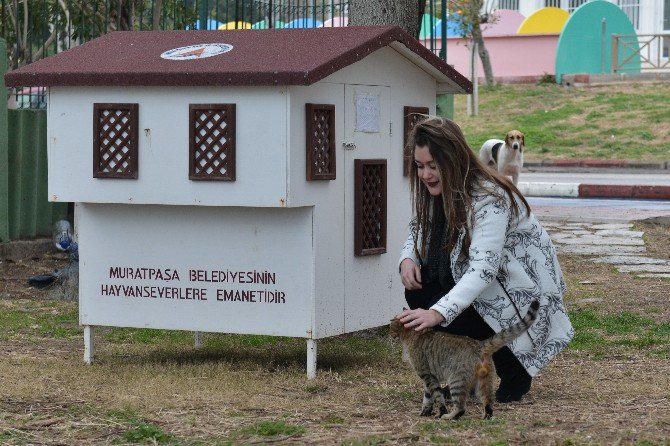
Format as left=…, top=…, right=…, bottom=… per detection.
left=396, top=308, right=445, bottom=331
left=400, top=259, right=422, bottom=290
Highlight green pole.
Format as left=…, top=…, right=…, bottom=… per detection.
left=199, top=0, right=208, bottom=29
left=0, top=39, right=9, bottom=242
left=440, top=0, right=447, bottom=61
left=435, top=1, right=453, bottom=120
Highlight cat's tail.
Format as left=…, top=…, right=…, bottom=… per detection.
left=480, top=299, right=540, bottom=356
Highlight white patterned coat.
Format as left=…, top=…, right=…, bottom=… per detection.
left=399, top=185, right=574, bottom=377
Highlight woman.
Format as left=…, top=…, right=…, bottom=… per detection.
left=397, top=116, right=573, bottom=402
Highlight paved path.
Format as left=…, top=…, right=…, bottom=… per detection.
left=541, top=220, right=670, bottom=279
left=528, top=196, right=670, bottom=222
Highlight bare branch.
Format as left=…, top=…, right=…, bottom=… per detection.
left=32, top=28, right=58, bottom=62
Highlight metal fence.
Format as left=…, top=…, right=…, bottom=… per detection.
left=1, top=0, right=348, bottom=68
left=2, top=0, right=349, bottom=107
left=3, top=1, right=463, bottom=108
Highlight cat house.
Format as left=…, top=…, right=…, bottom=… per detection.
left=5, top=26, right=471, bottom=377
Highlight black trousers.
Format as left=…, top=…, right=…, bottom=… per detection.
left=404, top=272, right=530, bottom=384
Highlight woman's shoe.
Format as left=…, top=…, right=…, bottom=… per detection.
left=495, top=374, right=532, bottom=403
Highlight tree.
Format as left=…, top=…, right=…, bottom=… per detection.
left=449, top=0, right=495, bottom=86
left=348, top=0, right=426, bottom=39
left=0, top=0, right=198, bottom=68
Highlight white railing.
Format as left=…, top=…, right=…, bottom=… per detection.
left=611, top=34, right=670, bottom=72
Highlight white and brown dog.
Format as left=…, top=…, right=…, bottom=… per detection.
left=479, top=130, right=525, bottom=185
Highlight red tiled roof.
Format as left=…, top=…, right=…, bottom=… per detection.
left=5, top=26, right=472, bottom=93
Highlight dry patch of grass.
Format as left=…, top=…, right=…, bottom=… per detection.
left=1, top=221, right=669, bottom=445
left=2, top=349, right=669, bottom=445
left=636, top=218, right=670, bottom=261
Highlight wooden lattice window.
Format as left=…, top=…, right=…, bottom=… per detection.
left=306, top=103, right=336, bottom=180
left=354, top=159, right=387, bottom=256
left=93, top=103, right=139, bottom=179
left=403, top=106, right=429, bottom=177
left=189, top=104, right=236, bottom=181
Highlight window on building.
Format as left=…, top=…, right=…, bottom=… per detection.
left=189, top=104, right=236, bottom=181
left=497, top=0, right=520, bottom=10
left=568, top=0, right=588, bottom=13
left=93, top=103, right=139, bottom=179
left=617, top=0, right=640, bottom=29
left=306, top=103, right=336, bottom=181
left=545, top=0, right=562, bottom=8
left=354, top=159, right=387, bottom=256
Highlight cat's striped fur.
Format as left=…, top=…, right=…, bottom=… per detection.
left=390, top=300, right=540, bottom=420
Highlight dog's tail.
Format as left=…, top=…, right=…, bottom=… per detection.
left=481, top=300, right=539, bottom=356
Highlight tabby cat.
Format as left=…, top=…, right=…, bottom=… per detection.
left=390, top=300, right=540, bottom=420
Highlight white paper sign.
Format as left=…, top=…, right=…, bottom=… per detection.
left=355, top=94, right=380, bottom=133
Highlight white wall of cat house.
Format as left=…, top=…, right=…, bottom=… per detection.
left=7, top=27, right=472, bottom=378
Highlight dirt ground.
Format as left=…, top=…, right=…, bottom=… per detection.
left=0, top=221, right=668, bottom=445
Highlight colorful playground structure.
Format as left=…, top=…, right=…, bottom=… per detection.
left=420, top=1, right=643, bottom=83
left=209, top=1, right=647, bottom=84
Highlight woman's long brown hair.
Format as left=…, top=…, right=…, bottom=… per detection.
left=406, top=116, right=531, bottom=260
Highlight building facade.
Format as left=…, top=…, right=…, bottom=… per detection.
left=495, top=0, right=667, bottom=35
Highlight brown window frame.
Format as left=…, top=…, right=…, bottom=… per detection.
left=189, top=104, right=236, bottom=182
left=403, top=106, right=429, bottom=177
left=305, top=103, right=336, bottom=181
left=354, top=159, right=387, bottom=257
left=93, top=103, right=139, bottom=179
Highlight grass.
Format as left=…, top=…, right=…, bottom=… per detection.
left=119, top=422, right=176, bottom=444
left=569, top=309, right=670, bottom=358
left=0, top=299, right=79, bottom=340
left=231, top=420, right=306, bottom=439
left=2, top=222, right=670, bottom=444
left=341, top=435, right=393, bottom=446
left=453, top=83, right=670, bottom=161
left=1, top=293, right=668, bottom=445
left=14, top=294, right=665, bottom=364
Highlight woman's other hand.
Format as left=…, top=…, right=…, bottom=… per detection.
left=400, top=259, right=422, bottom=290
left=396, top=308, right=445, bottom=331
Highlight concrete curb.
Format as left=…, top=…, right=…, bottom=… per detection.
left=519, top=182, right=670, bottom=200
left=524, top=159, right=669, bottom=170
left=518, top=182, right=579, bottom=197
left=562, top=72, right=670, bottom=87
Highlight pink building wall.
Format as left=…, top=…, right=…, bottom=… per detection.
left=481, top=10, right=526, bottom=37
left=422, top=34, right=560, bottom=83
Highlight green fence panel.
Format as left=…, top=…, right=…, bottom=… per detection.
left=436, top=94, right=454, bottom=119
left=4, top=110, right=68, bottom=241
left=0, top=39, right=8, bottom=241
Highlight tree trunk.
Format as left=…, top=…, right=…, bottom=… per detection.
left=470, top=18, right=495, bottom=86
left=119, top=0, right=135, bottom=31
left=349, top=0, right=424, bottom=39
left=152, top=0, right=163, bottom=30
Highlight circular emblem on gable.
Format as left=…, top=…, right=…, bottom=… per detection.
left=160, top=43, right=233, bottom=60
